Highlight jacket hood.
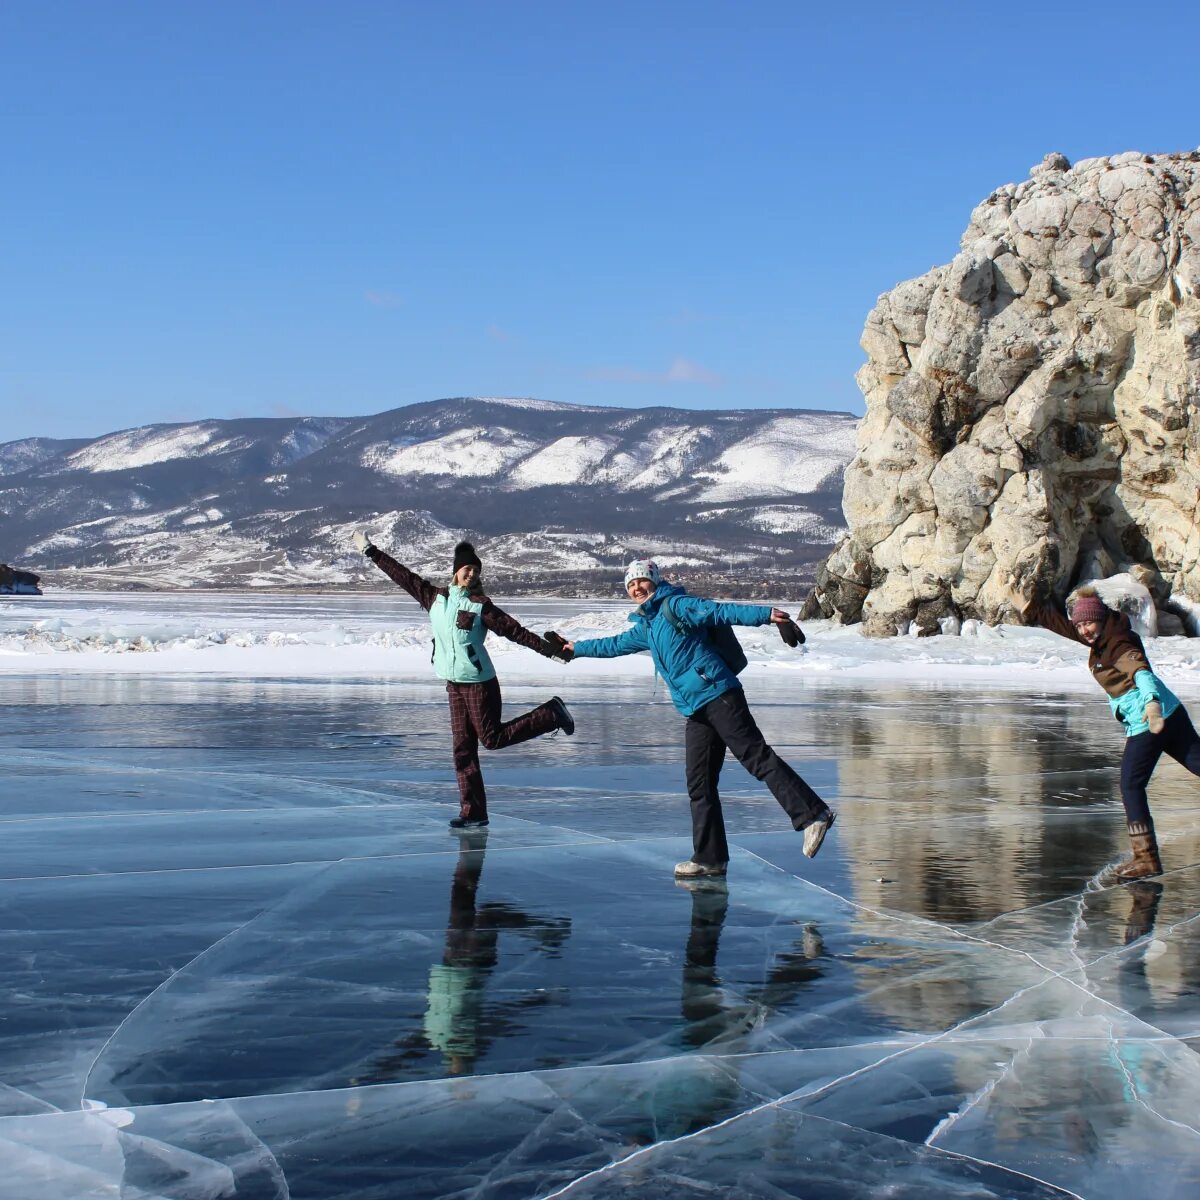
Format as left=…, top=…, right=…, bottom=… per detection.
left=628, top=581, right=687, bottom=625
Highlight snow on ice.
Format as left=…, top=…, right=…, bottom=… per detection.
left=3, top=593, right=1200, bottom=697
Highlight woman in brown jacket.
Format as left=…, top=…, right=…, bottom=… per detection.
left=1017, top=584, right=1199, bottom=881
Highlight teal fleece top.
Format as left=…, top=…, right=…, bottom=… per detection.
left=1112, top=669, right=1180, bottom=737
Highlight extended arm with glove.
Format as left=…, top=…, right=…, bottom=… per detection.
left=776, top=616, right=805, bottom=647
left=350, top=531, right=440, bottom=610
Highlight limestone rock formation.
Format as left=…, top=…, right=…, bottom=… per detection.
left=806, top=150, right=1200, bottom=636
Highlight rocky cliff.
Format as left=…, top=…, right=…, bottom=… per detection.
left=805, top=150, right=1200, bottom=636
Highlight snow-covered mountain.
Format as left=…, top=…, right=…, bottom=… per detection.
left=0, top=398, right=858, bottom=592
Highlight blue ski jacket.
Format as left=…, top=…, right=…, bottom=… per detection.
left=571, top=582, right=774, bottom=717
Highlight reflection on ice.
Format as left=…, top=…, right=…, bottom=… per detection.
left=85, top=841, right=1053, bottom=1108
left=1, top=671, right=1199, bottom=1197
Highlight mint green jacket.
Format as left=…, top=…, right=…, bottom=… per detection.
left=364, top=546, right=551, bottom=683
left=430, top=587, right=495, bottom=683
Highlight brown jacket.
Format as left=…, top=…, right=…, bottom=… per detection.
left=366, top=546, right=552, bottom=657
left=1024, top=598, right=1151, bottom=699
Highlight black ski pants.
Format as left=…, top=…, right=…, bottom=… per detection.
left=684, top=687, right=828, bottom=865
left=1120, top=703, right=1200, bottom=826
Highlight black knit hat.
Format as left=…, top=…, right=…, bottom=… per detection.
left=453, top=541, right=482, bottom=573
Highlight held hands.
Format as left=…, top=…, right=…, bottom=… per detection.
left=542, top=630, right=575, bottom=661
left=352, top=530, right=374, bottom=554
left=1145, top=700, right=1165, bottom=735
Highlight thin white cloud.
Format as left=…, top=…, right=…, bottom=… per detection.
left=587, top=357, right=723, bottom=386
left=664, top=357, right=721, bottom=384
left=364, top=289, right=404, bottom=308
left=667, top=307, right=711, bottom=326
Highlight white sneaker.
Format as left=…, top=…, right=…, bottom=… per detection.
left=674, top=859, right=728, bottom=879
left=802, top=810, right=836, bottom=858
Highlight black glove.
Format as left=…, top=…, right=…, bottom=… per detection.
left=543, top=630, right=574, bottom=661
left=778, top=619, right=805, bottom=648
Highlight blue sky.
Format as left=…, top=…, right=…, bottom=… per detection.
left=3, top=1, right=1198, bottom=441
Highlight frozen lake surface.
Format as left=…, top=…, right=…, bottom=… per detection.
left=1, top=595, right=1199, bottom=1197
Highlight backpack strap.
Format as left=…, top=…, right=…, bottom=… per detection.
left=658, top=595, right=693, bottom=638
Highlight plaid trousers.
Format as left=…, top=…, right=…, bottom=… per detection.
left=447, top=678, right=558, bottom=820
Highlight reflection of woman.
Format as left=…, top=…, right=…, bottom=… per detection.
left=352, top=533, right=574, bottom=828
left=678, top=880, right=826, bottom=1049
left=423, top=838, right=571, bottom=1075
left=680, top=881, right=733, bottom=1048
left=632, top=881, right=829, bottom=1140
left=423, top=842, right=490, bottom=1075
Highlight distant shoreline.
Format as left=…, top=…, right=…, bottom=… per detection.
left=32, top=574, right=818, bottom=603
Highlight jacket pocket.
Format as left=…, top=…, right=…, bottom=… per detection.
left=456, top=610, right=476, bottom=631
left=466, top=644, right=482, bottom=671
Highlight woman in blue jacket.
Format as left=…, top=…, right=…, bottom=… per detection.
left=560, top=559, right=835, bottom=879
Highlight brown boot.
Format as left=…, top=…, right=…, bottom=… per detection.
left=1110, top=821, right=1163, bottom=883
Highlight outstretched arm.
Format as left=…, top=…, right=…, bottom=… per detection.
left=570, top=626, right=651, bottom=659
left=1031, top=599, right=1085, bottom=643
left=354, top=532, right=440, bottom=611
left=1000, top=574, right=1082, bottom=644
left=671, top=597, right=804, bottom=645
left=1021, top=595, right=1083, bottom=644
left=480, top=601, right=563, bottom=658
left=671, top=596, right=774, bottom=628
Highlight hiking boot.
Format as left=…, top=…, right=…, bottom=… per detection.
left=802, top=809, right=836, bottom=858
left=449, top=817, right=489, bottom=830
left=549, top=696, right=575, bottom=736
left=674, top=859, right=728, bottom=879
left=1108, top=821, right=1162, bottom=883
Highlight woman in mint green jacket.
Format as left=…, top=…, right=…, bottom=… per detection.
left=353, top=534, right=573, bottom=828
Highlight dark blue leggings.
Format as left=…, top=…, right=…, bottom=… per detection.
left=1120, top=704, right=1200, bottom=825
